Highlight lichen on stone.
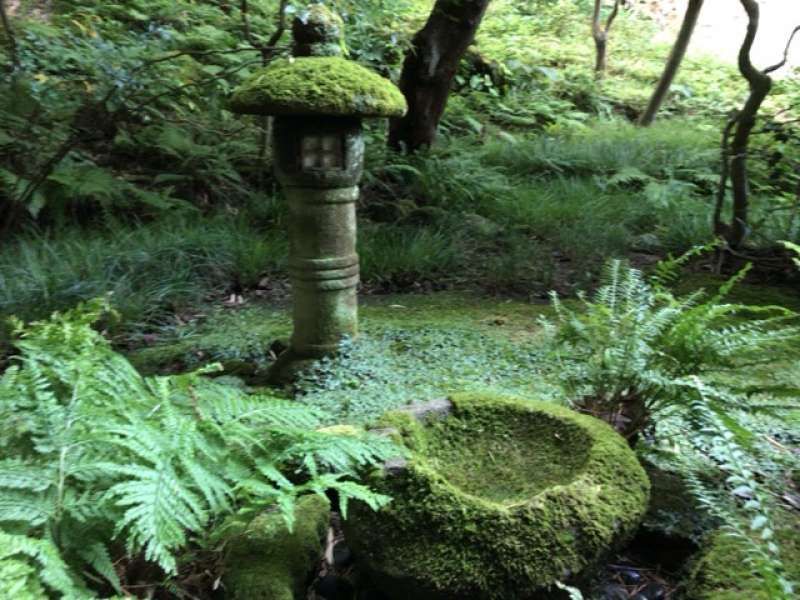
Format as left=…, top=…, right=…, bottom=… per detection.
left=220, top=494, right=330, bottom=600
left=229, top=56, right=407, bottom=118
left=344, top=392, right=650, bottom=599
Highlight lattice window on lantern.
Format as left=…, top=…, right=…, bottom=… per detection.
left=300, top=134, right=344, bottom=170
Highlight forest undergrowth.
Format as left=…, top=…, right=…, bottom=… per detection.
left=1, top=0, right=799, bottom=598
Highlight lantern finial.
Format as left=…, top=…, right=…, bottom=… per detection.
left=292, top=3, right=346, bottom=57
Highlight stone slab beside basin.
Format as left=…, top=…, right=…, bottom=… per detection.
left=344, top=392, right=650, bottom=599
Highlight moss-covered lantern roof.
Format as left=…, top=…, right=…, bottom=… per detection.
left=229, top=56, right=407, bottom=118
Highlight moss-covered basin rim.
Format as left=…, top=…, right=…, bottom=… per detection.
left=229, top=56, right=407, bottom=118
left=386, top=393, right=641, bottom=510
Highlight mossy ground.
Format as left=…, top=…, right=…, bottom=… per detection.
left=687, top=507, right=800, bottom=600
left=129, top=292, right=552, bottom=374
left=127, top=292, right=561, bottom=421
left=219, top=495, right=330, bottom=600
left=128, top=280, right=800, bottom=422
left=672, top=272, right=800, bottom=313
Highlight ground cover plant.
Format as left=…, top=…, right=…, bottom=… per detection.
left=2, top=0, right=800, bottom=598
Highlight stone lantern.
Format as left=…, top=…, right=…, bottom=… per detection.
left=230, top=4, right=406, bottom=382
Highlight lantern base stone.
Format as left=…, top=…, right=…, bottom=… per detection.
left=266, top=348, right=318, bottom=384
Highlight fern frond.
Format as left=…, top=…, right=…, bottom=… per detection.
left=0, top=460, right=54, bottom=492
left=0, top=490, right=53, bottom=526
left=0, top=531, right=84, bottom=598
left=76, top=542, right=122, bottom=593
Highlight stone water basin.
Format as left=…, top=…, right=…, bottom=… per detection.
left=345, top=392, right=650, bottom=599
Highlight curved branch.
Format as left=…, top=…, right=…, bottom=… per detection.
left=763, top=24, right=800, bottom=74
left=720, top=0, right=774, bottom=248
left=605, top=0, right=621, bottom=33
left=738, top=0, right=767, bottom=87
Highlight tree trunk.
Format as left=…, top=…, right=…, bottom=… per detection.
left=388, top=0, right=490, bottom=152
left=0, top=0, right=20, bottom=72
left=594, top=33, right=607, bottom=75
left=716, top=0, right=773, bottom=248
left=592, top=0, right=619, bottom=79
left=638, top=0, right=704, bottom=126
left=715, top=2, right=799, bottom=249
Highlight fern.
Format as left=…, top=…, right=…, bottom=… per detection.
left=0, top=531, right=84, bottom=599
left=540, top=252, right=800, bottom=440
left=0, top=298, right=398, bottom=597
left=678, top=380, right=795, bottom=598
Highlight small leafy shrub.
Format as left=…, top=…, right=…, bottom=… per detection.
left=0, top=298, right=395, bottom=597
left=540, top=253, right=800, bottom=441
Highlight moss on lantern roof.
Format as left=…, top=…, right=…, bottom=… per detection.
left=229, top=56, right=407, bottom=118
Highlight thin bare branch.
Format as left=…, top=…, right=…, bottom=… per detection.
left=125, top=58, right=262, bottom=114
left=605, top=0, right=621, bottom=33
left=763, top=24, right=800, bottom=74
left=132, top=47, right=261, bottom=71
left=240, top=0, right=256, bottom=47
left=240, top=0, right=288, bottom=63
left=592, top=0, right=603, bottom=38
left=265, top=0, right=289, bottom=52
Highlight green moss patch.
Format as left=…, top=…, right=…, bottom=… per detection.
left=424, top=409, right=591, bottom=503
left=220, top=495, right=330, bottom=600
left=344, top=392, right=650, bottom=599
left=687, top=508, right=800, bottom=600
left=126, top=294, right=559, bottom=423
left=230, top=56, right=407, bottom=117
left=129, top=305, right=290, bottom=375
left=672, top=273, right=800, bottom=313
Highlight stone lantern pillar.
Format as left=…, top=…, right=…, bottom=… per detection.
left=229, top=4, right=406, bottom=382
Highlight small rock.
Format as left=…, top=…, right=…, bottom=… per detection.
left=463, top=212, right=502, bottom=236
left=603, top=583, right=629, bottom=600
left=639, top=582, right=666, bottom=600
left=632, top=233, right=663, bottom=252
left=620, top=568, right=642, bottom=585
